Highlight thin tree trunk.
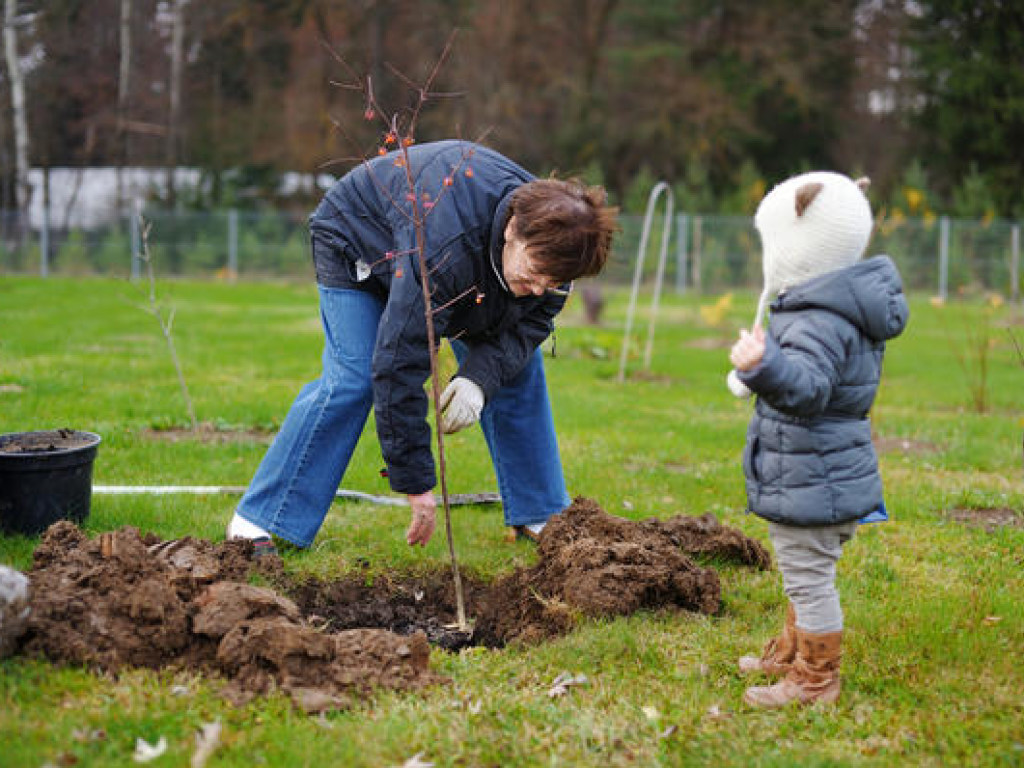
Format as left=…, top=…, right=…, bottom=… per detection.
left=165, top=0, right=187, bottom=209
left=3, top=0, right=30, bottom=218
left=116, top=0, right=132, bottom=212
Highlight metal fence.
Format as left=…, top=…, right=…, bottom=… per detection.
left=1, top=207, right=1020, bottom=300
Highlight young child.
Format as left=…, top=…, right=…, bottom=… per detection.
left=727, top=171, right=909, bottom=708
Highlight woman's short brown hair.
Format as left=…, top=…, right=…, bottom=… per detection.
left=508, top=178, right=619, bottom=285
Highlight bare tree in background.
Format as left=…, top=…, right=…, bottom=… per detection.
left=116, top=0, right=132, bottom=212
left=165, top=0, right=187, bottom=209
left=3, top=0, right=30, bottom=223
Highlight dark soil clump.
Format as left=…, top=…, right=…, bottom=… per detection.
left=289, top=570, right=490, bottom=652
left=10, top=498, right=770, bottom=711
left=471, top=497, right=771, bottom=646
left=21, top=522, right=443, bottom=712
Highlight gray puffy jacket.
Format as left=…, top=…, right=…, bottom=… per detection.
left=737, top=255, right=909, bottom=526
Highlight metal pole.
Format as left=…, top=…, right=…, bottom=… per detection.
left=938, top=215, right=949, bottom=301
left=675, top=213, right=689, bottom=294
left=228, top=208, right=238, bottom=280
left=1011, top=224, right=1020, bottom=304
left=39, top=195, right=49, bottom=278
left=643, top=192, right=674, bottom=369
left=692, top=215, right=703, bottom=294
left=617, top=182, right=674, bottom=382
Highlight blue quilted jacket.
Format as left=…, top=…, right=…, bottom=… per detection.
left=736, top=255, right=909, bottom=526
left=308, top=141, right=567, bottom=494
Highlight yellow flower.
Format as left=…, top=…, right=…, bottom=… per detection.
left=700, top=293, right=733, bottom=327
left=904, top=188, right=923, bottom=213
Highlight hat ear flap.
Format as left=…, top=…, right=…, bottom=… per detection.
left=795, top=182, right=824, bottom=217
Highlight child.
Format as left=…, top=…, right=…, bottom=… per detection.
left=727, top=171, right=909, bottom=708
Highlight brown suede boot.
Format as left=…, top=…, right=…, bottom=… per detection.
left=743, top=629, right=842, bottom=708
left=738, top=603, right=797, bottom=677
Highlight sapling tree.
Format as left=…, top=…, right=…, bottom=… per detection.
left=134, top=216, right=199, bottom=433
left=935, top=294, right=1006, bottom=414
left=326, top=33, right=479, bottom=630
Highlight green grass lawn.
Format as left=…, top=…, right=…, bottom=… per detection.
left=1, top=275, right=1022, bottom=767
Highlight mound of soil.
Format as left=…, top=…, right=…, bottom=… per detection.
left=20, top=522, right=443, bottom=712
left=9, top=498, right=770, bottom=711
left=471, top=497, right=771, bottom=646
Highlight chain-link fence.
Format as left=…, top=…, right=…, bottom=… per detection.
left=1, top=207, right=1021, bottom=300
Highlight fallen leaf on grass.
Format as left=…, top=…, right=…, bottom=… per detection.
left=398, top=753, right=434, bottom=768
left=641, top=706, right=660, bottom=721
left=133, top=737, right=167, bottom=763
left=705, top=704, right=731, bottom=721
left=547, top=672, right=589, bottom=698
left=191, top=721, right=221, bottom=768
left=658, top=725, right=678, bottom=740
left=983, top=616, right=1002, bottom=625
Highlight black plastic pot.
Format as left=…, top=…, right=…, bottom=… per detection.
left=0, top=429, right=101, bottom=536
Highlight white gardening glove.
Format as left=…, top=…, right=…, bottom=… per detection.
left=439, top=377, right=485, bottom=434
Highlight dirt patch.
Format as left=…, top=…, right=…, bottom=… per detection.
left=142, top=423, right=276, bottom=444
left=289, top=570, right=489, bottom=652
left=10, top=498, right=769, bottom=712
left=947, top=507, right=1022, bottom=532
left=20, top=523, right=442, bottom=712
left=873, top=435, right=943, bottom=456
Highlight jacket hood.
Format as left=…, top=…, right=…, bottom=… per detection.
left=774, top=255, right=909, bottom=342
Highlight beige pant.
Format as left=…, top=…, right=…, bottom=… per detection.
left=768, top=521, right=859, bottom=634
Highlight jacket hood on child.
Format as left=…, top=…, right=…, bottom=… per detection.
left=774, top=255, right=908, bottom=344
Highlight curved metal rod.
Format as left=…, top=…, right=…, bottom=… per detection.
left=617, top=181, right=675, bottom=382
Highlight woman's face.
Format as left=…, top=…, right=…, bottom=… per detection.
left=502, top=217, right=560, bottom=297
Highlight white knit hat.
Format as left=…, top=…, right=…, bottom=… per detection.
left=726, top=171, right=872, bottom=398
left=753, top=171, right=873, bottom=325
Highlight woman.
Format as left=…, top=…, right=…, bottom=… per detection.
left=227, top=140, right=618, bottom=552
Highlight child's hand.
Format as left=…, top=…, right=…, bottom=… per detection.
left=730, top=325, right=766, bottom=372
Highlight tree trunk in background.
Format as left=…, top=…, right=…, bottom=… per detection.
left=116, top=0, right=132, bottom=212
left=3, top=0, right=30, bottom=219
left=165, top=0, right=187, bottom=209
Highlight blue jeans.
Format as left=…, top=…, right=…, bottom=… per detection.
left=237, top=285, right=571, bottom=547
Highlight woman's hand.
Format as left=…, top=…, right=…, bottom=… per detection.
left=405, top=491, right=437, bottom=547
left=730, top=325, right=766, bottom=372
